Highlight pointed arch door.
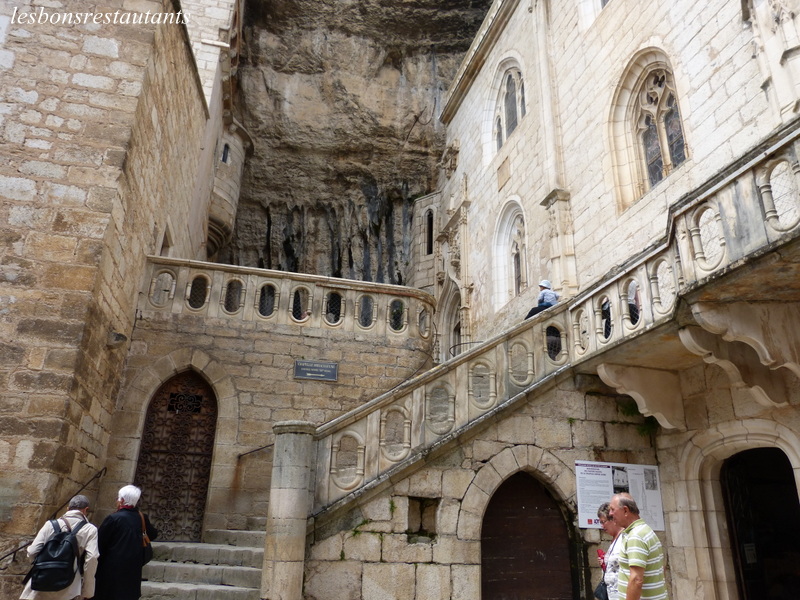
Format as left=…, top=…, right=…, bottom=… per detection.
left=481, top=472, right=574, bottom=600
left=134, top=371, right=218, bottom=541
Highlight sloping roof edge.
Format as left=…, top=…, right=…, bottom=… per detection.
left=440, top=0, right=522, bottom=124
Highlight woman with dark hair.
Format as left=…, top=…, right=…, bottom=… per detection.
left=597, top=502, right=624, bottom=600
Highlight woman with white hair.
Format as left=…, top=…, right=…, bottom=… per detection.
left=93, top=485, right=158, bottom=600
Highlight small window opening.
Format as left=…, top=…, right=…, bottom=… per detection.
left=601, top=297, right=612, bottom=340
left=504, top=74, right=518, bottom=137
left=406, top=497, right=438, bottom=544
left=425, top=210, right=434, bottom=256
left=221, top=143, right=230, bottom=164
left=389, top=299, right=405, bottom=331
left=188, top=276, right=208, bottom=309
left=258, top=284, right=277, bottom=317
left=292, top=289, right=310, bottom=320
left=358, top=295, right=374, bottom=328
left=546, top=326, right=562, bottom=360
left=224, top=280, right=243, bottom=313
left=325, top=291, right=343, bottom=325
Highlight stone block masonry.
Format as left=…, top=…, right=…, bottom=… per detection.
left=0, top=1, right=215, bottom=590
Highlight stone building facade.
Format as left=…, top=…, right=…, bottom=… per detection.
left=2, top=0, right=800, bottom=600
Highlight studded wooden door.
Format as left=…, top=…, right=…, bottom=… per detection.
left=134, top=371, right=217, bottom=542
left=481, top=472, right=574, bottom=600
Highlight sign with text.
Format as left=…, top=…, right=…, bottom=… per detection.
left=293, top=359, right=339, bottom=382
left=575, top=460, right=665, bottom=531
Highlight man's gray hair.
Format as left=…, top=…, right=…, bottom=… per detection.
left=118, top=485, right=142, bottom=507
left=68, top=495, right=90, bottom=510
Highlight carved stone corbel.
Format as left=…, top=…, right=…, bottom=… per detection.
left=690, top=302, right=800, bottom=378
left=596, top=363, right=686, bottom=430
left=679, top=326, right=788, bottom=407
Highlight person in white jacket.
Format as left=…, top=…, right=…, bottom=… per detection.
left=20, top=495, right=99, bottom=600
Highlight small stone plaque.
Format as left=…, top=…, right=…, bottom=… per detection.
left=294, top=359, right=339, bottom=381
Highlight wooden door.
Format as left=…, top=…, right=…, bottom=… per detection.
left=481, top=472, right=574, bottom=600
left=134, top=371, right=217, bottom=541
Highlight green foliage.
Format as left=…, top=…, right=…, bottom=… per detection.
left=617, top=398, right=659, bottom=438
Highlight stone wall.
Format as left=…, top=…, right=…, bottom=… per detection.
left=302, top=373, right=656, bottom=599
left=437, top=0, right=775, bottom=342
left=98, top=262, right=436, bottom=532
left=0, top=0, right=217, bottom=590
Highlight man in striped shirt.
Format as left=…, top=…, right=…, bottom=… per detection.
left=608, top=494, right=668, bottom=600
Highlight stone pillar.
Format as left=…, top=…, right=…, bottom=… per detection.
left=261, top=421, right=316, bottom=600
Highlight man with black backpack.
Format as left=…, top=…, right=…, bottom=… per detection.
left=21, top=495, right=99, bottom=600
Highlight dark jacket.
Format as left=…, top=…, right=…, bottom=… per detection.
left=93, top=508, right=158, bottom=600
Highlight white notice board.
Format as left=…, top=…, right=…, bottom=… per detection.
left=575, top=460, right=664, bottom=531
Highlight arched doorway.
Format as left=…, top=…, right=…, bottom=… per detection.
left=481, top=472, right=574, bottom=600
left=721, top=447, right=800, bottom=600
left=134, top=370, right=218, bottom=541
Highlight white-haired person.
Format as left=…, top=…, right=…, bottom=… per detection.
left=525, top=279, right=560, bottom=319
left=93, top=485, right=158, bottom=600
left=20, top=494, right=99, bottom=600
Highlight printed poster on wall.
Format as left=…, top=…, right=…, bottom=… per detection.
left=575, top=460, right=665, bottom=531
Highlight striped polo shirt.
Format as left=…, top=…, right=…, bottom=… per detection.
left=617, top=519, right=668, bottom=600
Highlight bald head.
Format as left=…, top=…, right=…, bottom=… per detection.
left=608, top=493, right=640, bottom=528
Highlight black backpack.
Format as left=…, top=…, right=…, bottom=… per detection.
left=23, top=518, right=87, bottom=592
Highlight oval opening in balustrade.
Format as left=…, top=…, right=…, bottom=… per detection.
left=508, top=341, right=533, bottom=386
left=358, top=295, right=375, bottom=329
left=187, top=275, right=209, bottom=310
left=654, top=259, right=676, bottom=311
left=574, top=308, right=589, bottom=353
left=291, top=288, right=310, bottom=321
left=599, top=296, right=612, bottom=341
left=769, top=160, right=800, bottom=229
left=333, top=434, right=362, bottom=488
left=470, top=362, right=494, bottom=409
left=258, top=284, right=277, bottom=317
left=696, top=205, right=724, bottom=268
left=626, top=279, right=641, bottom=326
left=325, top=291, right=344, bottom=325
left=150, top=270, right=175, bottom=307
left=546, top=326, right=562, bottom=360
left=389, top=299, right=406, bottom=332
left=223, top=279, right=244, bottom=313
left=381, top=407, right=410, bottom=461
left=418, top=308, right=431, bottom=338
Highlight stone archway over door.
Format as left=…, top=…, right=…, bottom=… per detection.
left=481, top=472, right=573, bottom=600
left=721, top=448, right=800, bottom=600
left=134, top=371, right=218, bottom=541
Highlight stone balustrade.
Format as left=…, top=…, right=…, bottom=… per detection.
left=311, top=131, right=800, bottom=513
left=140, top=257, right=436, bottom=341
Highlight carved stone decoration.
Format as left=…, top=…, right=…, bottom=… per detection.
left=149, top=270, right=176, bottom=308
left=756, top=157, right=800, bottom=231
left=572, top=308, right=590, bottom=354
left=380, top=406, right=412, bottom=461
left=508, top=340, right=534, bottom=386
left=331, top=432, right=365, bottom=491
left=596, top=363, right=686, bottom=430
left=691, top=302, right=800, bottom=378
left=439, top=140, right=460, bottom=177
left=679, top=326, right=788, bottom=407
left=469, top=361, right=496, bottom=410
left=425, top=383, right=456, bottom=435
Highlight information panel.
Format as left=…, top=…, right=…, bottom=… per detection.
left=293, top=359, right=339, bottom=381
left=575, top=460, right=664, bottom=531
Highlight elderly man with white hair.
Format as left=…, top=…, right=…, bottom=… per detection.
left=93, top=485, right=158, bottom=600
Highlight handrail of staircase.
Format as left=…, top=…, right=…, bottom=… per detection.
left=237, top=443, right=274, bottom=460
left=0, top=466, right=107, bottom=569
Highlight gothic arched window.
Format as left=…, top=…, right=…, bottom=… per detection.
left=492, top=204, right=528, bottom=308
left=636, top=69, right=686, bottom=188
left=494, top=68, right=526, bottom=150
left=610, top=50, right=689, bottom=208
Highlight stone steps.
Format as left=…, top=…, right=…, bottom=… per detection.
left=141, top=531, right=264, bottom=600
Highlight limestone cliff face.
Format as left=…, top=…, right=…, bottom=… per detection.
left=223, top=0, right=491, bottom=284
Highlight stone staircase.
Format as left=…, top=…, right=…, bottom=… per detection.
left=141, top=528, right=264, bottom=600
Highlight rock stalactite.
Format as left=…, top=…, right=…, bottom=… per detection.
left=220, top=0, right=492, bottom=283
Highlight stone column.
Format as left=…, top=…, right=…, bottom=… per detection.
left=261, top=421, right=316, bottom=600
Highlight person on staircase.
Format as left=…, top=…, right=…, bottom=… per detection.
left=525, top=279, right=560, bottom=319
left=93, top=485, right=158, bottom=600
